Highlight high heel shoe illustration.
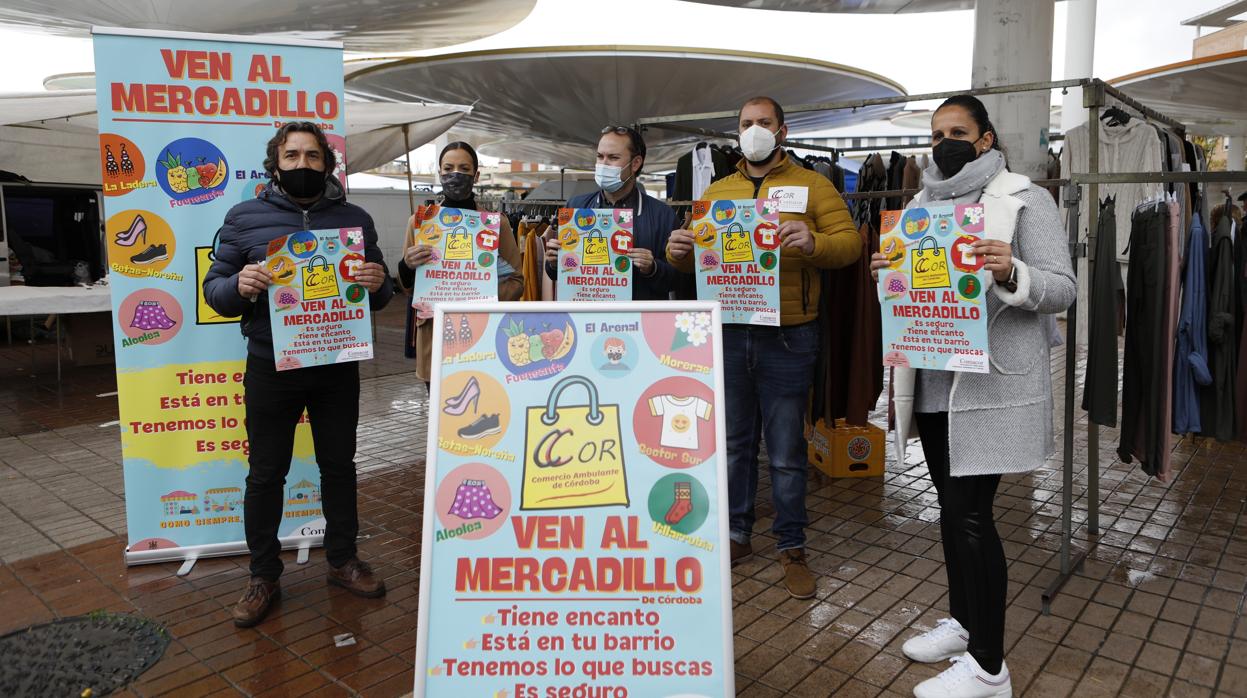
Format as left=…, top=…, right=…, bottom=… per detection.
left=443, top=376, right=481, bottom=416
left=115, top=214, right=147, bottom=247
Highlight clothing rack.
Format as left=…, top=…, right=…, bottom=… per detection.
left=636, top=77, right=1247, bottom=614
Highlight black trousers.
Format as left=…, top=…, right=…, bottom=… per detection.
left=916, top=412, right=1006, bottom=675
left=244, top=353, right=360, bottom=581
left=1118, top=205, right=1167, bottom=473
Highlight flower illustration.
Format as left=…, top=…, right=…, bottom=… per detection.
left=693, top=312, right=711, bottom=329
left=688, top=326, right=709, bottom=346
left=675, top=313, right=695, bottom=333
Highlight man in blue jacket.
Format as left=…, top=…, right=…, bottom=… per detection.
left=544, top=126, right=684, bottom=299
left=203, top=121, right=394, bottom=628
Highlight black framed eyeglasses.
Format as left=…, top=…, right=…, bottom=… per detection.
left=600, top=125, right=647, bottom=159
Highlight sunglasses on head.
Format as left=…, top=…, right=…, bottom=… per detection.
left=600, top=125, right=646, bottom=158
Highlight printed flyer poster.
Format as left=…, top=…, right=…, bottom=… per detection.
left=414, top=302, right=734, bottom=698
left=691, top=198, right=782, bottom=326
left=877, top=203, right=991, bottom=373
left=412, top=205, right=500, bottom=317
left=93, top=28, right=344, bottom=563
left=266, top=228, right=374, bottom=370
left=556, top=207, right=634, bottom=302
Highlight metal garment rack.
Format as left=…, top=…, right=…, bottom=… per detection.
left=636, top=77, right=1247, bottom=614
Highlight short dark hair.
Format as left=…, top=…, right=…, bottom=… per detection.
left=935, top=95, right=1004, bottom=154
left=439, top=141, right=479, bottom=172
left=599, top=125, right=647, bottom=172
left=264, top=121, right=335, bottom=178
left=740, top=96, right=785, bottom=127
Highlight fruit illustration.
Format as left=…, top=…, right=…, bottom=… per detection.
left=540, top=327, right=565, bottom=359
left=186, top=163, right=202, bottom=190
left=548, top=322, right=575, bottom=360
left=528, top=334, right=545, bottom=363
left=195, top=159, right=218, bottom=186
left=503, top=318, right=532, bottom=366
left=159, top=150, right=188, bottom=193
left=205, top=160, right=227, bottom=188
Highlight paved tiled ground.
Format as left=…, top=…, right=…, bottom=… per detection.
left=2, top=310, right=1246, bottom=696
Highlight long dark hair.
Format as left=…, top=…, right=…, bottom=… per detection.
left=439, top=141, right=479, bottom=172
left=264, top=121, right=336, bottom=178
left=935, top=95, right=1006, bottom=156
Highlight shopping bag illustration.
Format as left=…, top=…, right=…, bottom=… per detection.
left=444, top=225, right=472, bottom=261
left=301, top=254, right=340, bottom=300
left=722, top=221, right=754, bottom=263
left=582, top=229, right=610, bottom=266
left=522, top=375, right=629, bottom=510
left=911, top=236, right=952, bottom=289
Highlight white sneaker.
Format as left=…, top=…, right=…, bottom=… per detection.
left=913, top=654, right=1011, bottom=698
left=903, top=618, right=969, bottom=663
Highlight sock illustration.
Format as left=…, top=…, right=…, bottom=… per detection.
left=664, top=481, right=693, bottom=525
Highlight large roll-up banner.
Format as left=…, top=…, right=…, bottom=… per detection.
left=92, top=28, right=345, bottom=565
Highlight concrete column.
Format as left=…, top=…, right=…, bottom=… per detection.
left=1059, top=0, right=1097, bottom=134
left=1230, top=135, right=1246, bottom=202
left=1229, top=135, right=1245, bottom=172
left=971, top=0, right=1057, bottom=181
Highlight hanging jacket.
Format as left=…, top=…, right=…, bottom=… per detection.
left=1174, top=214, right=1210, bottom=434
left=1082, top=196, right=1120, bottom=427
left=1202, top=209, right=1237, bottom=441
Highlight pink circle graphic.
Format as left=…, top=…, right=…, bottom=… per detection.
left=632, top=376, right=717, bottom=469
left=117, top=288, right=183, bottom=345
left=435, top=462, right=512, bottom=540
left=641, top=311, right=714, bottom=374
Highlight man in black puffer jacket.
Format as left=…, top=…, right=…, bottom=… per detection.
left=204, top=121, right=394, bottom=628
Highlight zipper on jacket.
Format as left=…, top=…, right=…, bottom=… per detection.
left=801, top=269, right=809, bottom=316
left=301, top=209, right=310, bottom=229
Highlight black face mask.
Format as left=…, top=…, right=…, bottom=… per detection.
left=277, top=167, right=327, bottom=199
left=440, top=172, right=475, bottom=201
left=932, top=138, right=981, bottom=178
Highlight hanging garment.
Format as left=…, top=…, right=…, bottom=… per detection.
left=1118, top=204, right=1168, bottom=475
left=901, top=156, right=921, bottom=207
left=1082, top=196, right=1120, bottom=427
left=1158, top=198, right=1181, bottom=481
left=691, top=144, right=715, bottom=200
left=1062, top=118, right=1166, bottom=262
left=1174, top=214, right=1210, bottom=435
left=1203, top=207, right=1238, bottom=441
left=812, top=152, right=885, bottom=426
left=522, top=225, right=543, bottom=302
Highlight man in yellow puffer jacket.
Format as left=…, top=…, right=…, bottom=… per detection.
left=667, top=96, right=860, bottom=599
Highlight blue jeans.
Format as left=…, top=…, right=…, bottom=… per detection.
left=723, top=321, right=819, bottom=551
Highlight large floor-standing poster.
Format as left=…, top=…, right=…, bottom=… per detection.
left=415, top=301, right=734, bottom=698
left=92, top=28, right=346, bottom=565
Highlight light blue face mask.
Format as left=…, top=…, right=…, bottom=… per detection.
left=595, top=161, right=633, bottom=193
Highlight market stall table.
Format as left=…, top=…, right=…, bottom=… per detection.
left=0, top=285, right=112, bottom=383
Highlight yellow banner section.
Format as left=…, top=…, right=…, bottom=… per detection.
left=117, top=360, right=314, bottom=469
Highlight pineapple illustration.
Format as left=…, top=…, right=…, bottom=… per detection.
left=159, top=150, right=189, bottom=193
left=503, top=318, right=532, bottom=366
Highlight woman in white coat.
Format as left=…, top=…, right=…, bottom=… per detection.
left=871, top=95, right=1076, bottom=698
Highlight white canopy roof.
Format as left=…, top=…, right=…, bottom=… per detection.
left=345, top=45, right=907, bottom=169
left=0, top=92, right=469, bottom=183
left=1112, top=50, right=1247, bottom=136
left=0, top=0, right=537, bottom=51
left=675, top=0, right=973, bottom=12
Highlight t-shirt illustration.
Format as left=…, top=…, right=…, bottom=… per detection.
left=649, top=394, right=713, bottom=450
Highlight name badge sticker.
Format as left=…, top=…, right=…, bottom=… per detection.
left=768, top=186, right=808, bottom=213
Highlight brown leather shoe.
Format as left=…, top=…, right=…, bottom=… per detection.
left=232, top=578, right=280, bottom=628
left=328, top=558, right=386, bottom=598
left=730, top=539, right=753, bottom=565
left=780, top=548, right=816, bottom=599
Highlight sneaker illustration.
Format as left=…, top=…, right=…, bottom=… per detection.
left=130, top=243, right=169, bottom=265
left=457, top=413, right=501, bottom=440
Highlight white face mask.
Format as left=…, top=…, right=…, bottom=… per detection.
left=595, top=162, right=632, bottom=193
left=738, top=124, right=779, bottom=163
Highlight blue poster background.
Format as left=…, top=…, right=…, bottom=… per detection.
left=415, top=304, right=733, bottom=697
left=94, top=29, right=344, bottom=561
